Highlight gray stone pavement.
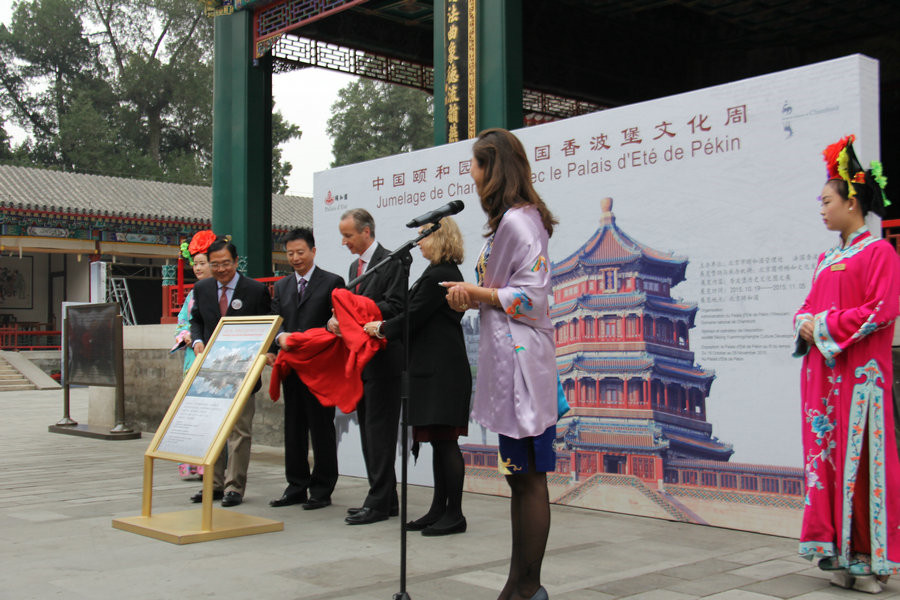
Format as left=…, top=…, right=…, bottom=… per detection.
left=2, top=388, right=897, bottom=600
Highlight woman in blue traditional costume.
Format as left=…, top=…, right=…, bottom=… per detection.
left=794, top=135, right=900, bottom=593
left=444, top=128, right=558, bottom=600
left=173, top=229, right=216, bottom=479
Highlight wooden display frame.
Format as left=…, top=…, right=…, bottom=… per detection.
left=113, top=315, right=283, bottom=544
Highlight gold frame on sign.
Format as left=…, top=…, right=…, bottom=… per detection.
left=113, top=315, right=284, bottom=544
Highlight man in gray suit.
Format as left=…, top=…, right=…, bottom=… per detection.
left=328, top=208, right=405, bottom=524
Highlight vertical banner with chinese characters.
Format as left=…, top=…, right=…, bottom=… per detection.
left=313, top=55, right=879, bottom=537
left=444, top=0, right=476, bottom=142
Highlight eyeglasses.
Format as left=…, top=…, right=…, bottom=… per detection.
left=209, top=260, right=234, bottom=269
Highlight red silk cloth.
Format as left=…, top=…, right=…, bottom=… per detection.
left=269, top=288, right=385, bottom=413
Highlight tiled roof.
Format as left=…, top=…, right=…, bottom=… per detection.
left=552, top=205, right=687, bottom=283
left=664, top=431, right=734, bottom=455
left=557, top=355, right=655, bottom=374
left=0, top=165, right=312, bottom=230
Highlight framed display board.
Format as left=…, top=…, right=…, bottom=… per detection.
left=50, top=302, right=139, bottom=440
left=148, top=315, right=281, bottom=464
left=66, top=303, right=119, bottom=387
left=114, top=315, right=283, bottom=544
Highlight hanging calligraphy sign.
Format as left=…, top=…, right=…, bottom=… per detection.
left=445, top=0, right=476, bottom=143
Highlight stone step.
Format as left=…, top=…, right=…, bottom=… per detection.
left=0, top=357, right=34, bottom=390
left=0, top=383, right=35, bottom=391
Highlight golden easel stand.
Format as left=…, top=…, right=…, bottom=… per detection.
left=112, top=316, right=284, bottom=544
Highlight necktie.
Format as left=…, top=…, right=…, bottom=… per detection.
left=219, top=285, right=229, bottom=316
left=297, top=277, right=307, bottom=304
left=355, top=259, right=365, bottom=293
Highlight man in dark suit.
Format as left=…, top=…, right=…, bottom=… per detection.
left=328, top=208, right=404, bottom=525
left=266, top=228, right=344, bottom=510
left=189, top=237, right=271, bottom=508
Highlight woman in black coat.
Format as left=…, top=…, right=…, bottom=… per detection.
left=363, top=216, right=472, bottom=536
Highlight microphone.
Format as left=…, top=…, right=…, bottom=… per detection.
left=405, top=200, right=464, bottom=227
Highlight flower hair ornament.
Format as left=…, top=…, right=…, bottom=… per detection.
left=822, top=135, right=890, bottom=216
left=181, top=229, right=217, bottom=265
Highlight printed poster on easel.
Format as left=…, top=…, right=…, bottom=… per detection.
left=151, top=316, right=281, bottom=463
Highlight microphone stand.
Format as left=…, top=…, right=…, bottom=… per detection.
left=346, top=221, right=442, bottom=600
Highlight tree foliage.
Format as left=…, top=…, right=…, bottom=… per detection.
left=0, top=0, right=300, bottom=191
left=326, top=79, right=432, bottom=167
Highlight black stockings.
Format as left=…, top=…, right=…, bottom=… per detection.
left=499, top=470, right=550, bottom=600
left=412, top=439, right=465, bottom=527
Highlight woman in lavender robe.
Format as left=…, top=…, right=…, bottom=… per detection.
left=444, top=128, right=558, bottom=600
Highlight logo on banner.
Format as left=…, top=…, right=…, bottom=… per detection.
left=780, top=98, right=839, bottom=139
left=324, top=190, right=348, bottom=212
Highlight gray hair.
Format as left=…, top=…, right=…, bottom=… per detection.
left=340, top=208, right=375, bottom=236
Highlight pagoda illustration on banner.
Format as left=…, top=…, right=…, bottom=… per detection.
left=461, top=197, right=804, bottom=536
left=550, top=197, right=731, bottom=479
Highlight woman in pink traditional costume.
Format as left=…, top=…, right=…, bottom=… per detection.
left=173, top=229, right=216, bottom=479
left=794, top=135, right=900, bottom=593
left=444, top=128, right=558, bottom=600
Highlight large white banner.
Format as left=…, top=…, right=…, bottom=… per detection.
left=312, top=55, right=879, bottom=535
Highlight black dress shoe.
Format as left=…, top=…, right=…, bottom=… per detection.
left=190, top=489, right=224, bottom=503
left=344, top=507, right=388, bottom=525
left=347, top=505, right=399, bottom=517
left=302, top=497, right=331, bottom=510
left=221, top=491, right=243, bottom=507
left=269, top=494, right=307, bottom=507
left=421, top=516, right=467, bottom=536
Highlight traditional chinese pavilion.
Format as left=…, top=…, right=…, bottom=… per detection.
left=0, top=165, right=310, bottom=329
left=550, top=197, right=733, bottom=483
left=202, top=0, right=900, bottom=274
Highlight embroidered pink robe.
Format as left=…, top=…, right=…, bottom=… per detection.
left=793, top=227, right=900, bottom=574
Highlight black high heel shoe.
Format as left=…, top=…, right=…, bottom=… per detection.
left=529, top=586, right=548, bottom=600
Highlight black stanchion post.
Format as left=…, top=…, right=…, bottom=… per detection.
left=347, top=223, right=442, bottom=600
left=395, top=247, right=413, bottom=600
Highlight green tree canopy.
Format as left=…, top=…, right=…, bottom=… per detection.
left=326, top=79, right=432, bottom=167
left=0, top=0, right=300, bottom=191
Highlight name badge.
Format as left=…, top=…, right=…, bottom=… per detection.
left=830, top=263, right=846, bottom=271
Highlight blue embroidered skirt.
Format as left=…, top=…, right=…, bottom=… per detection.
left=498, top=424, right=556, bottom=474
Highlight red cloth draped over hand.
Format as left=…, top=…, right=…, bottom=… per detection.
left=269, top=288, right=386, bottom=413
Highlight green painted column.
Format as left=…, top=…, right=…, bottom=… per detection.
left=433, top=0, right=522, bottom=144
left=213, top=11, right=273, bottom=277
left=476, top=0, right=522, bottom=132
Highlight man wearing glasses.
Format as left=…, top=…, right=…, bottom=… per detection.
left=189, top=237, right=272, bottom=507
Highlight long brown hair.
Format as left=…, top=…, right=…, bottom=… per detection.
left=472, top=128, right=557, bottom=237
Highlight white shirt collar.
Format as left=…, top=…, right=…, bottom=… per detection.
left=295, top=264, right=316, bottom=283
left=218, top=271, right=240, bottom=290
left=359, top=240, right=379, bottom=268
